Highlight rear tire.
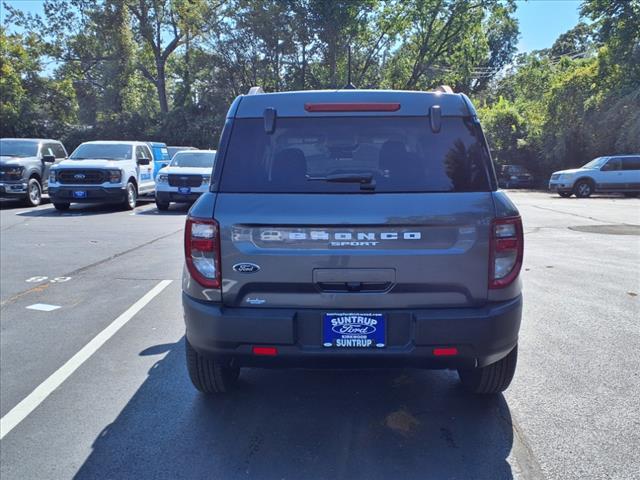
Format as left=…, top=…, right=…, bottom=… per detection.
left=558, top=192, right=572, bottom=198
left=574, top=180, right=593, bottom=198
left=186, top=339, right=240, bottom=394
left=24, top=178, right=42, bottom=207
left=458, top=345, right=517, bottom=394
left=53, top=202, right=70, bottom=211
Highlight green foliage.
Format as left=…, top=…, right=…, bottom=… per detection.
left=0, top=28, right=78, bottom=138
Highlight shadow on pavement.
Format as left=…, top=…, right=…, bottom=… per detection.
left=0, top=197, right=49, bottom=210
left=75, top=339, right=515, bottom=480
left=134, top=203, right=191, bottom=216
left=13, top=201, right=157, bottom=217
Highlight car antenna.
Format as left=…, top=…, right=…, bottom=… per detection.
left=343, top=45, right=356, bottom=89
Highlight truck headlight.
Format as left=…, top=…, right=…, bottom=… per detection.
left=49, top=170, right=57, bottom=183
left=202, top=175, right=211, bottom=185
left=3, top=166, right=24, bottom=179
left=157, top=174, right=168, bottom=184
left=108, top=169, right=122, bottom=183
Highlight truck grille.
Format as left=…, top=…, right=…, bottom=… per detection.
left=168, top=174, right=202, bottom=187
left=58, top=169, right=106, bottom=185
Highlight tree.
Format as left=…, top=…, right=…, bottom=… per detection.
left=0, top=28, right=77, bottom=138
left=126, top=0, right=220, bottom=115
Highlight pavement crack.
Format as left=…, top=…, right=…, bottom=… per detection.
left=0, top=228, right=182, bottom=308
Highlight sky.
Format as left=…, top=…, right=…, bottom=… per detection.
left=2, top=0, right=583, bottom=54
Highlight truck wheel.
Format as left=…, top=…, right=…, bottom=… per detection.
left=156, top=199, right=170, bottom=211
left=186, top=339, right=240, bottom=394
left=558, top=192, right=572, bottom=198
left=53, top=202, right=70, bottom=211
left=458, top=345, right=517, bottom=394
left=574, top=180, right=593, bottom=198
left=24, top=178, right=42, bottom=207
left=123, top=182, right=137, bottom=210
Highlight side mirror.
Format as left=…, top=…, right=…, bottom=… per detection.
left=42, top=155, right=56, bottom=163
left=137, top=158, right=150, bottom=166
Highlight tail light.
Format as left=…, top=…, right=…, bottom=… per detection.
left=489, top=216, right=523, bottom=289
left=185, top=217, right=221, bottom=288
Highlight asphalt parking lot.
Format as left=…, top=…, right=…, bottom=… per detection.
left=0, top=191, right=639, bottom=480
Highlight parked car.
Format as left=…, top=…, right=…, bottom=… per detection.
left=549, top=155, right=640, bottom=198
left=155, top=149, right=216, bottom=210
left=182, top=87, right=523, bottom=396
left=147, top=141, right=171, bottom=179
left=48, top=140, right=155, bottom=210
left=498, top=164, right=534, bottom=189
left=167, top=146, right=197, bottom=159
left=0, top=138, right=67, bottom=206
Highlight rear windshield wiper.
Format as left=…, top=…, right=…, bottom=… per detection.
left=307, top=172, right=376, bottom=190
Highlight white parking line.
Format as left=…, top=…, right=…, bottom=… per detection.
left=0, top=279, right=172, bottom=440
left=26, top=303, right=61, bottom=312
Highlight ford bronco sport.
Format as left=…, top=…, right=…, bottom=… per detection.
left=182, top=87, right=523, bottom=395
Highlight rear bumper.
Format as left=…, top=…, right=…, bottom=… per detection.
left=49, top=186, right=127, bottom=204
left=183, top=293, right=522, bottom=369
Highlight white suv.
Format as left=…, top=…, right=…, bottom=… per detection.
left=549, top=155, right=640, bottom=198
left=154, top=150, right=216, bottom=210
left=48, top=141, right=155, bottom=210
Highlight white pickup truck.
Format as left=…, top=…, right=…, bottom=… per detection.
left=48, top=141, right=155, bottom=210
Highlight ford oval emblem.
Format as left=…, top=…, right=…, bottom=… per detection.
left=233, top=263, right=260, bottom=274
left=74, top=173, right=86, bottom=180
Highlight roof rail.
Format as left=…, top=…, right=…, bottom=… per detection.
left=433, top=85, right=454, bottom=94
left=247, top=86, right=264, bottom=95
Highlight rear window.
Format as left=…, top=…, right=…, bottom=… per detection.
left=219, top=116, right=491, bottom=193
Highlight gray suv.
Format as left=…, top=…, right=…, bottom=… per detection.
left=182, top=88, right=523, bottom=395
left=0, top=138, right=67, bottom=206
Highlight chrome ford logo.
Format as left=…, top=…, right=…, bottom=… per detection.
left=74, top=173, right=86, bottom=180
left=330, top=315, right=378, bottom=335
left=233, top=263, right=260, bottom=273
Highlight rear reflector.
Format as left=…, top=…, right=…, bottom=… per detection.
left=433, top=347, right=458, bottom=357
left=304, top=103, right=401, bottom=112
left=252, top=346, right=278, bottom=356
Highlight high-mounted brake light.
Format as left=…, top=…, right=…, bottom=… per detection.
left=489, top=216, right=523, bottom=289
left=185, top=217, right=221, bottom=288
left=304, top=103, right=401, bottom=112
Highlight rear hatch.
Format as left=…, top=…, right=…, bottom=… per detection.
left=215, top=108, right=495, bottom=310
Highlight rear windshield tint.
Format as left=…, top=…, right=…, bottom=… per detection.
left=219, top=116, right=491, bottom=193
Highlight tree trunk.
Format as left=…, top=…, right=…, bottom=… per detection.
left=156, top=57, right=169, bottom=115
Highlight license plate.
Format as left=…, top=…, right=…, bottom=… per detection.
left=323, top=312, right=385, bottom=348
left=73, top=191, right=87, bottom=199
left=178, top=187, right=191, bottom=194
